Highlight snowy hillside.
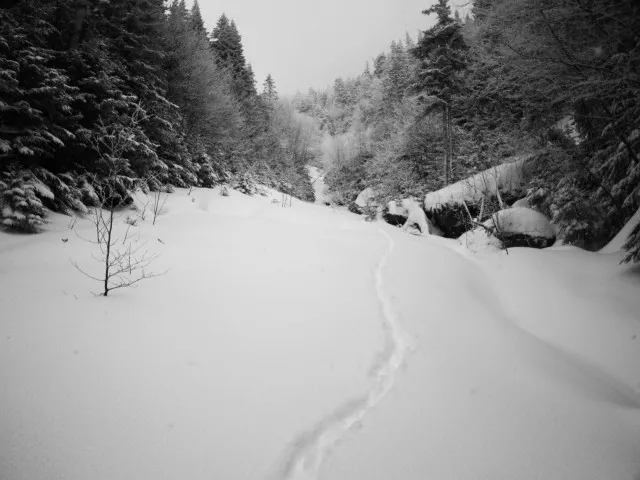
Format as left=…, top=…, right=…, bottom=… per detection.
left=1, top=187, right=639, bottom=480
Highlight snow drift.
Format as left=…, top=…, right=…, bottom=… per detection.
left=1, top=185, right=639, bottom=480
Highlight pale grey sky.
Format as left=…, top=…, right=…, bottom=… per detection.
left=194, top=0, right=467, bottom=96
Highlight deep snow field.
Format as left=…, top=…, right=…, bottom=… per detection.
left=1, top=186, right=639, bottom=480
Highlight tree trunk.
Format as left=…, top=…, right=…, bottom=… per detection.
left=69, top=0, right=89, bottom=50
left=443, top=106, right=449, bottom=185
left=447, top=104, right=454, bottom=182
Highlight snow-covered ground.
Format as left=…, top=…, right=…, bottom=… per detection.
left=1, top=186, right=639, bottom=480
left=307, top=166, right=330, bottom=206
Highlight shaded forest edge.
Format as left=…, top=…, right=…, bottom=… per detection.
left=0, top=0, right=315, bottom=233
left=297, top=0, right=640, bottom=262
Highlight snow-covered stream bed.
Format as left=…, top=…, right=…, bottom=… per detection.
left=1, top=186, right=639, bottom=480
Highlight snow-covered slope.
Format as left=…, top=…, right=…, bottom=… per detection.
left=323, top=238, right=640, bottom=480
left=1, top=186, right=639, bottom=480
left=601, top=206, right=640, bottom=254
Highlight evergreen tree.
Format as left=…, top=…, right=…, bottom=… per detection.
left=165, top=0, right=239, bottom=149
left=363, top=61, right=372, bottom=78
left=190, top=0, right=206, bottom=37
left=412, top=0, right=468, bottom=184
left=473, top=0, right=640, bottom=258
left=382, top=40, right=411, bottom=104
left=261, top=74, right=278, bottom=105
left=0, top=1, right=79, bottom=164
left=373, top=53, right=386, bottom=77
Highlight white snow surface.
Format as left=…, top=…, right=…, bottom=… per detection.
left=424, top=156, right=531, bottom=210
left=1, top=186, right=640, bottom=480
left=399, top=198, right=431, bottom=236
left=458, top=226, right=503, bottom=253
left=306, top=166, right=330, bottom=206
left=487, top=206, right=555, bottom=238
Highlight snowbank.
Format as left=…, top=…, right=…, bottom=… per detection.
left=323, top=231, right=640, bottom=480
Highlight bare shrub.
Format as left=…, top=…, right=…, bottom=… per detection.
left=73, top=191, right=165, bottom=296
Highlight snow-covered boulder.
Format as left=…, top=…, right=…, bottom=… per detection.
left=352, top=187, right=381, bottom=217
left=511, top=197, right=530, bottom=208
left=485, top=207, right=555, bottom=249
left=382, top=200, right=409, bottom=226
left=460, top=207, right=555, bottom=253
left=354, top=187, right=377, bottom=209
left=424, top=156, right=536, bottom=237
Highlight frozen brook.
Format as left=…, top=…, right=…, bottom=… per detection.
left=1, top=186, right=639, bottom=480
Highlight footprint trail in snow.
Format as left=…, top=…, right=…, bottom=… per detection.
left=274, top=227, right=413, bottom=480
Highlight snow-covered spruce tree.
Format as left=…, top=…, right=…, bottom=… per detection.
left=382, top=40, right=412, bottom=106
left=412, top=0, right=468, bottom=185
left=210, top=15, right=258, bottom=114
left=189, top=0, right=207, bottom=37
left=165, top=1, right=240, bottom=154
left=472, top=0, right=640, bottom=257
left=0, top=167, right=51, bottom=232
left=0, top=2, right=79, bottom=164
left=261, top=74, right=278, bottom=106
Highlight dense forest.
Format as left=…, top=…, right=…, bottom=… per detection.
left=1, top=0, right=639, bottom=262
left=295, top=0, right=640, bottom=262
left=0, top=0, right=315, bottom=230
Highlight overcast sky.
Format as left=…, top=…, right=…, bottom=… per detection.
left=194, top=0, right=468, bottom=97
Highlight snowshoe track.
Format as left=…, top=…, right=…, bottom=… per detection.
left=272, top=227, right=412, bottom=480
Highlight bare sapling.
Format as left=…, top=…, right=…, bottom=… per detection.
left=73, top=181, right=166, bottom=296
left=151, top=186, right=169, bottom=225
left=137, top=197, right=150, bottom=221
left=73, top=105, right=166, bottom=296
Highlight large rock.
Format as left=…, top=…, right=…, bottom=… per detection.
left=383, top=201, right=409, bottom=226
left=428, top=203, right=479, bottom=238
left=511, top=197, right=530, bottom=208
left=353, top=187, right=380, bottom=218
left=354, top=187, right=377, bottom=209
left=485, top=207, right=555, bottom=249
